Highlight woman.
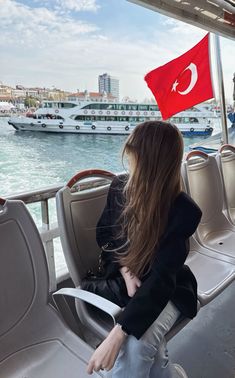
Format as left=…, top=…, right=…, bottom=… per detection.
left=87, top=121, right=202, bottom=377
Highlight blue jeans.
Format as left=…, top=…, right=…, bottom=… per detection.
left=108, top=301, right=181, bottom=378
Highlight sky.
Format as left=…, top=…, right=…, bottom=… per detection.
left=0, top=0, right=234, bottom=102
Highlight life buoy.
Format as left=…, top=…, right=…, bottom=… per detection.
left=107, top=111, right=110, bottom=115
left=55, top=109, right=59, bottom=113
left=151, top=112, right=155, bottom=115
left=99, top=111, right=103, bottom=115
left=84, top=110, right=88, bottom=114
left=136, top=111, right=140, bottom=115
left=209, top=127, right=213, bottom=132
left=76, top=125, right=80, bottom=130
left=125, top=126, right=129, bottom=131
left=114, top=111, right=118, bottom=115
left=42, top=124, right=46, bottom=128
left=122, top=111, right=125, bottom=115
left=129, top=111, right=133, bottom=115
left=91, top=111, right=95, bottom=114
left=107, top=126, right=111, bottom=131
left=144, top=111, right=147, bottom=115
left=91, top=125, right=96, bottom=130
left=59, top=124, right=63, bottom=129
left=190, top=128, right=194, bottom=132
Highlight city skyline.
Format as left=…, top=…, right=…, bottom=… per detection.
left=0, top=0, right=234, bottom=103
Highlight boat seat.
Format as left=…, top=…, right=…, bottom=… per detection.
left=0, top=198, right=102, bottom=378
left=217, top=144, right=235, bottom=225
left=183, top=151, right=235, bottom=265
left=56, top=169, right=198, bottom=342
left=187, top=237, right=235, bottom=306
left=180, top=175, right=235, bottom=306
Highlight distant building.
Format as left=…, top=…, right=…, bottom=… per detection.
left=67, top=90, right=116, bottom=102
left=98, top=73, right=119, bottom=100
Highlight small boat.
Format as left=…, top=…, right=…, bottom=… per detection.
left=8, top=100, right=214, bottom=136
left=189, top=120, right=235, bottom=153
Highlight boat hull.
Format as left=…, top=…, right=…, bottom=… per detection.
left=8, top=118, right=213, bottom=136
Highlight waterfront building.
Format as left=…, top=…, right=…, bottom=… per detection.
left=98, top=73, right=119, bottom=100
left=0, top=84, right=13, bottom=103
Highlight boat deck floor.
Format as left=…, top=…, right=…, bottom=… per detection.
left=168, top=281, right=235, bottom=378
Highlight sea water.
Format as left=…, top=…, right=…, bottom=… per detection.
left=0, top=117, right=218, bottom=274
left=0, top=117, right=217, bottom=196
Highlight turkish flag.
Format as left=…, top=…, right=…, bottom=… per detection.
left=144, top=33, right=214, bottom=120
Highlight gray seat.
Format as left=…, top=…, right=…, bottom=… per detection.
left=186, top=237, right=235, bottom=306
left=179, top=175, right=235, bottom=306
left=56, top=169, right=122, bottom=340
left=56, top=169, right=199, bottom=343
left=183, top=150, right=235, bottom=265
left=217, top=144, right=235, bottom=225
left=0, top=197, right=102, bottom=378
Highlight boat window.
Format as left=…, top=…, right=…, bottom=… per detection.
left=106, top=116, right=116, bottom=121
left=59, top=102, right=77, bottom=108
left=149, top=105, right=159, bottom=111
left=128, top=104, right=138, bottom=110
left=117, top=104, right=126, bottom=110
left=81, top=104, right=101, bottom=110
left=189, top=107, right=200, bottom=112
left=189, top=117, right=199, bottom=123
left=171, top=117, right=180, bottom=123
left=138, top=105, right=149, bottom=111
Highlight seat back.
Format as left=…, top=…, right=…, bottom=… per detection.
left=217, top=144, right=235, bottom=224
left=183, top=151, right=231, bottom=242
left=56, top=170, right=115, bottom=287
left=0, top=198, right=49, bottom=360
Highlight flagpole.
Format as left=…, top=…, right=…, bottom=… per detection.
left=213, top=34, right=228, bottom=144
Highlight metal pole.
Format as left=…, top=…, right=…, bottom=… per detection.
left=213, top=34, right=228, bottom=144
left=233, top=72, right=235, bottom=109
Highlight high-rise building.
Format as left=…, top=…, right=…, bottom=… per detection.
left=98, top=73, right=119, bottom=100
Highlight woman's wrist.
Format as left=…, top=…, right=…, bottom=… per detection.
left=120, top=266, right=129, bottom=277
left=111, top=324, right=128, bottom=341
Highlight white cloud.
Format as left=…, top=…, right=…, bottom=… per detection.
left=56, top=0, right=99, bottom=12
left=0, top=0, right=98, bottom=49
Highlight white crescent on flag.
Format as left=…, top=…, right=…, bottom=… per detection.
left=171, top=63, right=198, bottom=95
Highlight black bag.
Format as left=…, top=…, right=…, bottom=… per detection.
left=81, top=243, right=129, bottom=308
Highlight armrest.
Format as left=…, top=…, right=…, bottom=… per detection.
left=53, top=287, right=122, bottom=324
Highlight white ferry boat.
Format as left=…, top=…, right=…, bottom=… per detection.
left=8, top=100, right=214, bottom=136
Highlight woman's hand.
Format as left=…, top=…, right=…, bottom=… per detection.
left=87, top=325, right=126, bottom=374
left=120, top=266, right=142, bottom=297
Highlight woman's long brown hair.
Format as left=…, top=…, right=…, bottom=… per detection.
left=119, top=121, right=184, bottom=278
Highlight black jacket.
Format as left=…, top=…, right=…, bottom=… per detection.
left=96, top=175, right=202, bottom=339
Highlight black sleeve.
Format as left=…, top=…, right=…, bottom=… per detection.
left=117, top=235, right=187, bottom=339
left=117, top=197, right=202, bottom=339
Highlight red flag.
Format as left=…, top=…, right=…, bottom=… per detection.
left=144, top=33, right=214, bottom=120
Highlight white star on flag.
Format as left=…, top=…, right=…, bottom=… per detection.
left=171, top=80, right=179, bottom=92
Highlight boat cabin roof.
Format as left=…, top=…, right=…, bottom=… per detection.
left=129, top=0, right=235, bottom=40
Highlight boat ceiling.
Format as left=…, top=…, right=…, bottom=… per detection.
left=128, top=0, right=235, bottom=40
